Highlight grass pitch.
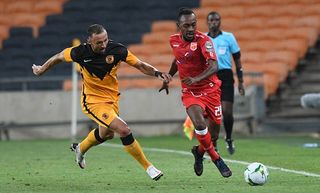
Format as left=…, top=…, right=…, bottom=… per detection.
left=0, top=135, right=319, bottom=193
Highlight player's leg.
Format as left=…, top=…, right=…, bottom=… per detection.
left=71, top=101, right=117, bottom=169
left=206, top=117, right=220, bottom=152
left=219, top=69, right=236, bottom=155
left=71, top=126, right=114, bottom=169
left=222, top=100, right=235, bottom=154
left=80, top=126, right=114, bottom=153
left=109, top=117, right=163, bottom=181
left=205, top=90, right=232, bottom=178
left=187, top=105, right=222, bottom=175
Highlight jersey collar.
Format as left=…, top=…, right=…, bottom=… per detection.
left=207, top=30, right=222, bottom=38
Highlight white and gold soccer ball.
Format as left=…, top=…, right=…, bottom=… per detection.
left=244, top=162, right=269, bottom=186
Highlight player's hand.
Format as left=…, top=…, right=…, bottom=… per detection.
left=155, top=71, right=172, bottom=83
left=182, top=77, right=197, bottom=85
left=32, top=64, right=44, bottom=76
left=159, top=81, right=169, bottom=94
left=238, top=82, right=245, bottom=96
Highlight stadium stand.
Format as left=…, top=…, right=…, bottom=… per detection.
left=0, top=0, right=319, bottom=101
left=0, top=0, right=199, bottom=91
left=128, top=0, right=320, bottom=98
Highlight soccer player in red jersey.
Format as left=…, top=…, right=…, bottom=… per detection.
left=160, top=8, right=232, bottom=178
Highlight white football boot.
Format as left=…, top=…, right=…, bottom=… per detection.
left=70, top=143, right=86, bottom=169
left=146, top=165, right=163, bottom=181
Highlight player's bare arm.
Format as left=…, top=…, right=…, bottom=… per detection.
left=182, top=59, right=218, bottom=85
left=159, top=59, right=178, bottom=94
left=133, top=60, right=172, bottom=83
left=32, top=51, right=66, bottom=76
left=233, top=52, right=245, bottom=96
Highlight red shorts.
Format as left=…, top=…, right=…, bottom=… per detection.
left=181, top=88, right=222, bottom=125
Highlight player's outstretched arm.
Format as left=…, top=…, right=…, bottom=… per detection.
left=133, top=60, right=172, bottom=83
left=159, top=59, right=178, bottom=95
left=32, top=51, right=66, bottom=76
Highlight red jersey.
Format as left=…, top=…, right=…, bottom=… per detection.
left=169, top=30, right=221, bottom=91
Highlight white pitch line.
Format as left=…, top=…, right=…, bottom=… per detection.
left=102, top=143, right=320, bottom=178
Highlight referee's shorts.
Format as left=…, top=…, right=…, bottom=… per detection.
left=217, top=69, right=234, bottom=103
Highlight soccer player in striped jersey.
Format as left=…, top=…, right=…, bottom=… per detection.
left=32, top=24, right=171, bottom=181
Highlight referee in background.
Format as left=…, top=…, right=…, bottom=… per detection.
left=206, top=11, right=245, bottom=155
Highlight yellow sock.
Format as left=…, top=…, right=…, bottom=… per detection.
left=79, top=129, right=101, bottom=153
left=124, top=139, right=151, bottom=170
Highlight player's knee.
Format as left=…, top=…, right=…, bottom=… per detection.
left=194, top=123, right=207, bottom=131
left=105, top=132, right=114, bottom=140
left=94, top=128, right=108, bottom=143
left=118, top=126, right=131, bottom=137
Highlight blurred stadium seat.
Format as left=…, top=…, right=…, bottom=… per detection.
left=5, top=1, right=33, bottom=14
left=33, top=0, right=63, bottom=16
left=9, top=27, right=33, bottom=38
left=0, top=25, right=9, bottom=46
left=151, top=21, right=177, bottom=33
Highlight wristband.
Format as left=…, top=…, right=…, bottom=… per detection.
left=154, top=71, right=163, bottom=78
left=236, top=68, right=243, bottom=82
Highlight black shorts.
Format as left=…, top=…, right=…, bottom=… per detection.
left=217, top=69, right=234, bottom=102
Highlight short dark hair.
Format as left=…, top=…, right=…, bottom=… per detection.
left=207, top=11, right=221, bottom=20
left=177, top=7, right=195, bottom=22
left=87, top=24, right=106, bottom=36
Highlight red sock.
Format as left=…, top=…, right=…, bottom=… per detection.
left=198, top=144, right=205, bottom=156
left=195, top=128, right=220, bottom=161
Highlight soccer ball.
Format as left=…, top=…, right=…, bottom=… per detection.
left=244, top=162, right=269, bottom=186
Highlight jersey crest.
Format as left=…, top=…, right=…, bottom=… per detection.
left=106, top=55, right=114, bottom=64
left=190, top=42, right=197, bottom=51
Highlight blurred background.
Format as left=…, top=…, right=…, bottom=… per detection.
left=0, top=0, right=319, bottom=140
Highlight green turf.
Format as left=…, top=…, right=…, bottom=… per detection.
left=0, top=135, right=319, bottom=193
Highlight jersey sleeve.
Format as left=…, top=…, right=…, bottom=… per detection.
left=125, top=50, right=139, bottom=66
left=63, top=47, right=73, bottom=62
left=229, top=33, right=240, bottom=54
left=200, top=36, right=217, bottom=61
left=63, top=45, right=83, bottom=63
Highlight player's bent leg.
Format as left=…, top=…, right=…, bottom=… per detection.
left=110, top=117, right=163, bottom=181
left=207, top=118, right=220, bottom=153
left=194, top=126, right=232, bottom=177
left=98, top=125, right=115, bottom=140
left=71, top=127, right=110, bottom=169
left=121, top=134, right=163, bottom=180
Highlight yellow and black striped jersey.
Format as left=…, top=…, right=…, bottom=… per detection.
left=63, top=40, right=138, bottom=103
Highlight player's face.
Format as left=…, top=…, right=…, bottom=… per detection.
left=178, top=14, right=197, bottom=42
left=88, top=30, right=109, bottom=54
left=207, top=14, right=221, bottom=32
